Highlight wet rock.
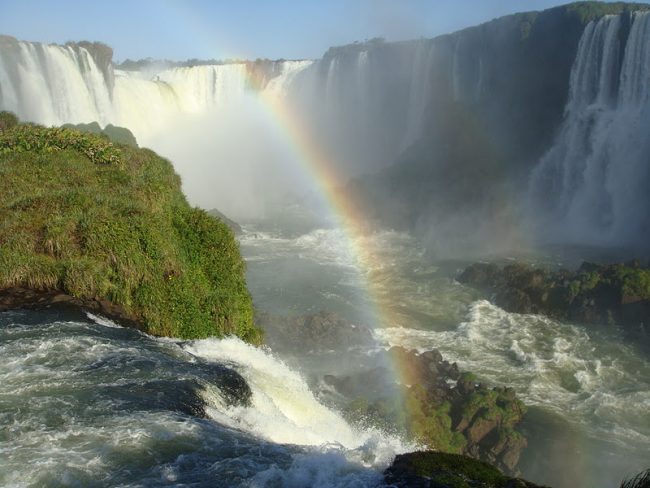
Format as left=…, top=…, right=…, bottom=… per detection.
left=99, top=380, right=208, bottom=418
left=256, top=310, right=374, bottom=353
left=0, top=287, right=143, bottom=331
left=206, top=208, right=242, bottom=235
left=192, top=361, right=252, bottom=407
left=328, top=347, right=527, bottom=475
left=458, top=261, right=650, bottom=347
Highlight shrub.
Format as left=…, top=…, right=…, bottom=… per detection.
left=0, top=111, right=19, bottom=131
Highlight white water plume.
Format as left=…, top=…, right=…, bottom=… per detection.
left=530, top=12, right=650, bottom=247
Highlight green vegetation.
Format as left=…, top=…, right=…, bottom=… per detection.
left=562, top=263, right=650, bottom=303
left=566, top=1, right=650, bottom=24
left=460, top=261, right=650, bottom=334
left=0, top=116, right=261, bottom=343
left=0, top=111, right=19, bottom=131
left=385, top=451, right=547, bottom=487
left=345, top=380, right=525, bottom=458
left=392, top=451, right=507, bottom=485
left=408, top=394, right=468, bottom=453
left=0, top=124, right=121, bottom=165
left=610, top=265, right=650, bottom=299
left=62, top=121, right=139, bottom=148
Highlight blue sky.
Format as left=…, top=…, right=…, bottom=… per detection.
left=0, top=0, right=646, bottom=61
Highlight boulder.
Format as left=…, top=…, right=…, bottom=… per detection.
left=384, top=451, right=547, bottom=488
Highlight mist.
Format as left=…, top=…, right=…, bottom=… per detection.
left=141, top=100, right=306, bottom=221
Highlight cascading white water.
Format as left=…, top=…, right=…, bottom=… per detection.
left=112, top=64, right=254, bottom=140
left=0, top=39, right=306, bottom=145
left=0, top=41, right=113, bottom=126
left=529, top=12, right=650, bottom=247
left=264, top=60, right=314, bottom=97
left=402, top=40, right=435, bottom=148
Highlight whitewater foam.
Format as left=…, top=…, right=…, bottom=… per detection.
left=375, top=300, right=650, bottom=447
left=183, top=336, right=412, bottom=462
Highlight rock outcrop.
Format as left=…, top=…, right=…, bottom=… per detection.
left=330, top=346, right=528, bottom=475
left=256, top=310, right=374, bottom=353
left=384, top=451, right=546, bottom=488
left=458, top=261, right=650, bottom=345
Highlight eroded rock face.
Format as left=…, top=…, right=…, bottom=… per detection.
left=384, top=451, right=547, bottom=488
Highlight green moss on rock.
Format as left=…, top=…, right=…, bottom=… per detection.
left=0, top=122, right=261, bottom=343
left=384, top=451, right=547, bottom=487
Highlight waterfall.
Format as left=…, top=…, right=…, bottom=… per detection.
left=0, top=35, right=442, bottom=180
left=402, top=39, right=435, bottom=148
left=529, top=12, right=650, bottom=247
left=0, top=39, right=304, bottom=144
left=112, top=64, right=252, bottom=139
left=0, top=41, right=113, bottom=126
left=264, top=60, right=313, bottom=97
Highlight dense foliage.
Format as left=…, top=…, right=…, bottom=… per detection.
left=0, top=111, right=18, bottom=131
left=344, top=352, right=526, bottom=472
left=0, top=118, right=260, bottom=343
left=0, top=124, right=122, bottom=165
left=566, top=1, right=650, bottom=23
left=62, top=121, right=139, bottom=148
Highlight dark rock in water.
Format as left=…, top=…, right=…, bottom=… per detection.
left=323, top=367, right=393, bottom=401
left=458, top=261, right=650, bottom=346
left=384, top=451, right=547, bottom=487
left=0, top=287, right=144, bottom=331
left=257, top=310, right=374, bottom=353
left=207, top=208, right=243, bottom=235
left=195, top=361, right=252, bottom=407
left=91, top=365, right=251, bottom=419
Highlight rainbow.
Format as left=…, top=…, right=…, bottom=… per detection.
left=157, top=0, right=423, bottom=437
left=254, top=65, right=423, bottom=436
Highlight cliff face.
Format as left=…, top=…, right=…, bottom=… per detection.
left=286, top=5, right=593, bottom=180
left=309, top=2, right=650, bottom=256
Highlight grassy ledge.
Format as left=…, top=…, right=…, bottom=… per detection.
left=0, top=114, right=261, bottom=343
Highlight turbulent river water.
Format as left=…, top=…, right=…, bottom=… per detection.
left=2, top=219, right=649, bottom=488
left=240, top=219, right=650, bottom=488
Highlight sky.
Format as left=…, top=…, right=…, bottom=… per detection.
left=0, top=0, right=647, bottom=62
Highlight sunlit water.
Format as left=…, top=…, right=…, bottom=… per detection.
left=241, top=221, right=650, bottom=488
left=0, top=308, right=410, bottom=487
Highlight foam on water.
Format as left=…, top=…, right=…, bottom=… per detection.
left=375, top=300, right=650, bottom=446
left=183, top=336, right=412, bottom=458
left=0, top=310, right=412, bottom=487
